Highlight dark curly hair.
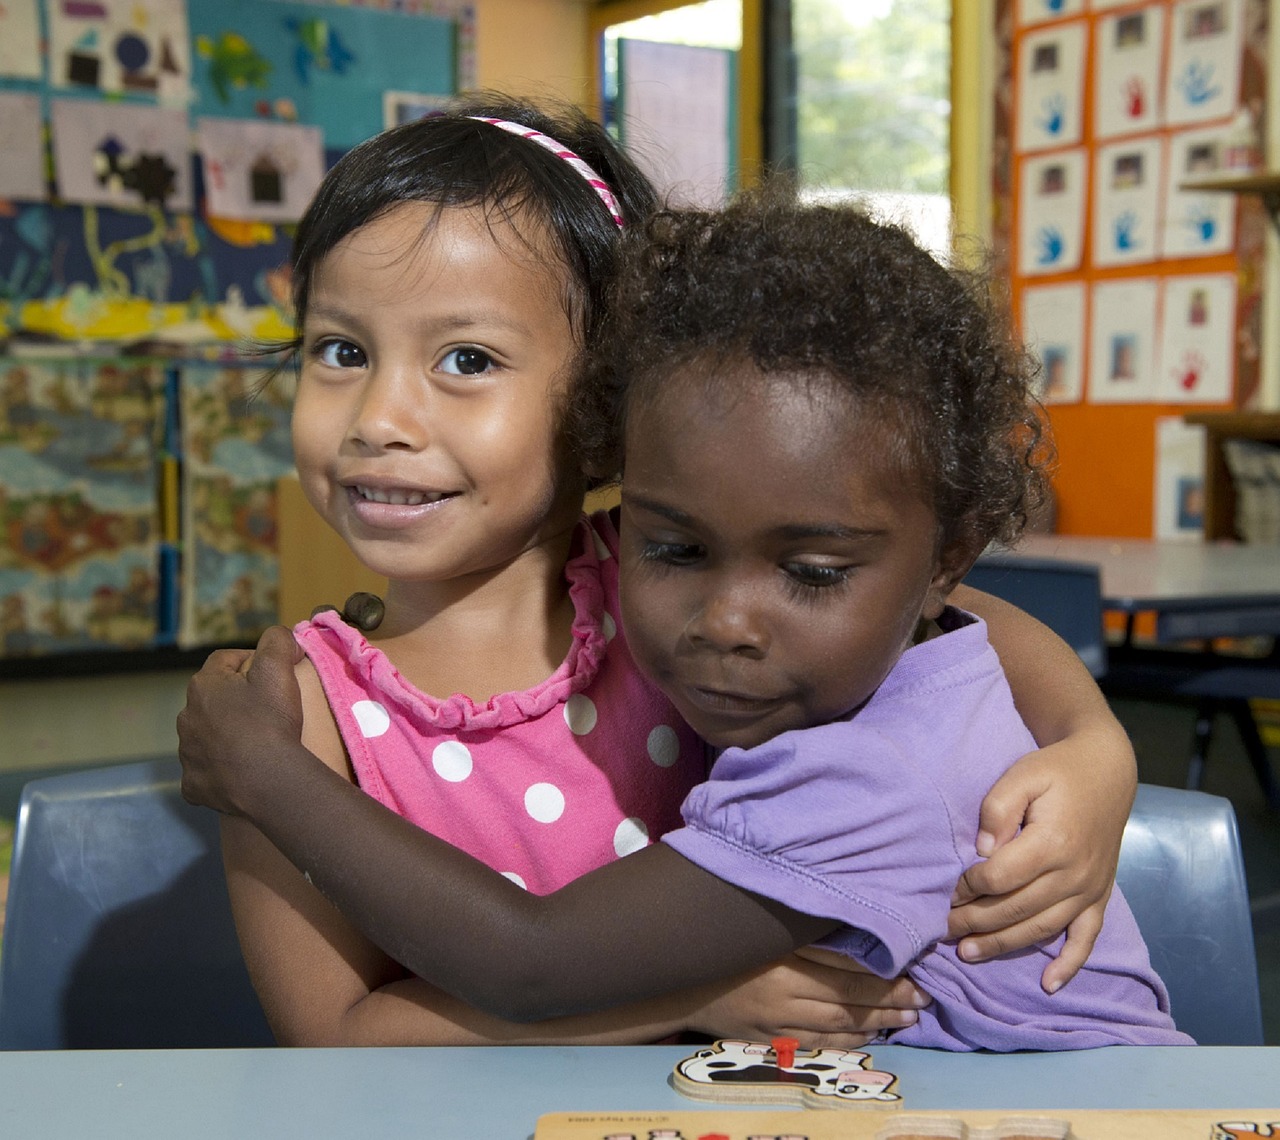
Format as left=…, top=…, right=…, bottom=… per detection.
left=278, top=92, right=657, bottom=372
left=571, top=183, right=1051, bottom=553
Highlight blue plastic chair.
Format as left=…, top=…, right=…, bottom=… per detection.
left=963, top=555, right=1108, bottom=678
left=1117, top=783, right=1263, bottom=1045
left=0, top=757, right=274, bottom=1049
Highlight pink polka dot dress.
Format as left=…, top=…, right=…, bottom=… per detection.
left=294, top=512, right=706, bottom=895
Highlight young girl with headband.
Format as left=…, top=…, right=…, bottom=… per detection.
left=182, top=97, right=1140, bottom=1047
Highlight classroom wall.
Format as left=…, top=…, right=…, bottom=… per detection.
left=0, top=0, right=596, bottom=780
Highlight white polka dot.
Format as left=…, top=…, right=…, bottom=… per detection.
left=501, top=871, right=528, bottom=890
left=351, top=700, right=390, bottom=738
left=525, top=782, right=565, bottom=823
left=564, top=693, right=598, bottom=736
left=432, top=740, right=473, bottom=782
left=647, top=724, right=680, bottom=768
left=601, top=612, right=617, bottom=641
left=591, top=527, right=611, bottom=561
left=614, top=817, right=650, bottom=857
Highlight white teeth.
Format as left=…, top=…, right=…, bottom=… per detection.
left=355, top=485, right=442, bottom=506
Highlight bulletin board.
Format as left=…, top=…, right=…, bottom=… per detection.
left=992, top=0, right=1269, bottom=538
left=0, top=0, right=476, bottom=665
left=0, top=0, right=474, bottom=347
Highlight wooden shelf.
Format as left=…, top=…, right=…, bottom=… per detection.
left=1183, top=411, right=1280, bottom=540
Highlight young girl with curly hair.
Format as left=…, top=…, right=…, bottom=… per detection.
left=180, top=160, right=1153, bottom=1048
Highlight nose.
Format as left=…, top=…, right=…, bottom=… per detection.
left=684, top=579, right=769, bottom=659
left=349, top=365, right=428, bottom=452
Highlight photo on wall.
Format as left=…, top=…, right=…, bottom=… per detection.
left=1021, top=281, right=1086, bottom=405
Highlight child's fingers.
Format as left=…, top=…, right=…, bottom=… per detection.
left=792, top=947, right=930, bottom=1011
left=1038, top=903, right=1107, bottom=993
left=975, top=751, right=1054, bottom=856
left=952, top=894, right=1085, bottom=963
left=952, top=821, right=1070, bottom=907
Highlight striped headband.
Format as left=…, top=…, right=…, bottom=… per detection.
left=468, top=116, right=626, bottom=229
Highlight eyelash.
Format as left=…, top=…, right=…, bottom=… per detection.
left=641, top=543, right=852, bottom=598
left=783, top=563, right=852, bottom=600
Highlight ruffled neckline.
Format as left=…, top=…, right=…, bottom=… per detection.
left=299, top=516, right=611, bottom=732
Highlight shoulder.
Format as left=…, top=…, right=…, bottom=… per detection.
left=296, top=654, right=354, bottom=781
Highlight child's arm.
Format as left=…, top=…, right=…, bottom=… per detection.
left=206, top=636, right=916, bottom=1043
left=949, top=584, right=1137, bottom=992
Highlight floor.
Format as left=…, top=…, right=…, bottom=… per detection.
left=1110, top=694, right=1280, bottom=1044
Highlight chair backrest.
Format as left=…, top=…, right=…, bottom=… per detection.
left=0, top=757, right=274, bottom=1049
left=963, top=554, right=1108, bottom=678
left=1117, top=783, right=1263, bottom=1045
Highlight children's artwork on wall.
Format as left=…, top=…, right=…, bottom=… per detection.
left=196, top=118, right=325, bottom=222
left=1157, top=272, right=1236, bottom=402
left=1093, top=4, right=1165, bottom=140
left=1022, top=282, right=1086, bottom=405
left=1089, top=278, right=1160, bottom=402
left=1016, top=0, right=1086, bottom=28
left=1162, top=125, right=1238, bottom=256
left=0, top=94, right=47, bottom=202
left=0, top=0, right=43, bottom=80
left=1154, top=415, right=1207, bottom=538
left=179, top=362, right=294, bottom=647
left=47, top=0, right=191, bottom=101
left=1016, top=21, right=1086, bottom=153
left=188, top=0, right=458, bottom=150
left=1092, top=135, right=1164, bottom=267
left=0, top=358, right=162, bottom=656
left=383, top=91, right=452, bottom=130
left=50, top=100, right=192, bottom=211
left=1018, top=149, right=1087, bottom=275
left=1164, top=0, right=1245, bottom=127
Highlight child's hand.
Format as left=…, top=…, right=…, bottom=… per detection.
left=178, top=625, right=306, bottom=817
left=946, top=733, right=1135, bottom=994
left=688, top=946, right=929, bottom=1048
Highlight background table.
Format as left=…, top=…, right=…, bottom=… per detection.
left=1013, top=535, right=1280, bottom=643
left=0, top=1045, right=1276, bottom=1139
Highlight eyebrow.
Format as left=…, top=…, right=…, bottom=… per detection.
left=304, top=302, right=535, bottom=338
left=625, top=495, right=886, bottom=542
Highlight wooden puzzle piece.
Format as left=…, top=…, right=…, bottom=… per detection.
left=672, top=1038, right=902, bottom=1109
left=874, top=1115, right=1070, bottom=1140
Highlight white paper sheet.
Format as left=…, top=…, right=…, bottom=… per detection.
left=0, top=0, right=43, bottom=79
left=1164, top=0, right=1245, bottom=127
left=1022, top=282, right=1086, bottom=405
left=50, top=99, right=192, bottom=210
left=619, top=39, right=732, bottom=207
left=1162, top=125, right=1239, bottom=256
left=0, top=94, right=47, bottom=201
left=1154, top=417, right=1207, bottom=539
left=1016, top=21, right=1087, bottom=153
left=1018, top=149, right=1087, bottom=275
left=1093, top=4, right=1165, bottom=141
left=1156, top=272, right=1236, bottom=403
left=1089, top=278, right=1160, bottom=403
left=47, top=0, right=191, bottom=101
left=1092, top=135, right=1164, bottom=267
left=196, top=118, right=325, bottom=223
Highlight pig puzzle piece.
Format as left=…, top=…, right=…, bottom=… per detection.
left=672, top=1037, right=902, bottom=1109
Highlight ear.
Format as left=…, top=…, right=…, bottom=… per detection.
left=921, top=535, right=984, bottom=622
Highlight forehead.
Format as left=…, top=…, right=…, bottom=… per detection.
left=313, top=201, right=567, bottom=303
left=629, top=362, right=907, bottom=478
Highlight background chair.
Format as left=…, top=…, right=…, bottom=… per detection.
left=964, top=553, right=1278, bottom=807
left=962, top=555, right=1107, bottom=678
left=1116, top=783, right=1263, bottom=1045
left=0, top=757, right=274, bottom=1049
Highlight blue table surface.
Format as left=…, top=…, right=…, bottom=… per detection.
left=0, top=1045, right=1277, bottom=1139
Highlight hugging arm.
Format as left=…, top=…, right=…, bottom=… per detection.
left=951, top=585, right=1136, bottom=991
left=188, top=628, right=879, bottom=1034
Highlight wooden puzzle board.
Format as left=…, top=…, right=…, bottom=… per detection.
left=534, top=1108, right=1280, bottom=1140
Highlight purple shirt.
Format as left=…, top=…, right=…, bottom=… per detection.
left=664, top=609, right=1193, bottom=1051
